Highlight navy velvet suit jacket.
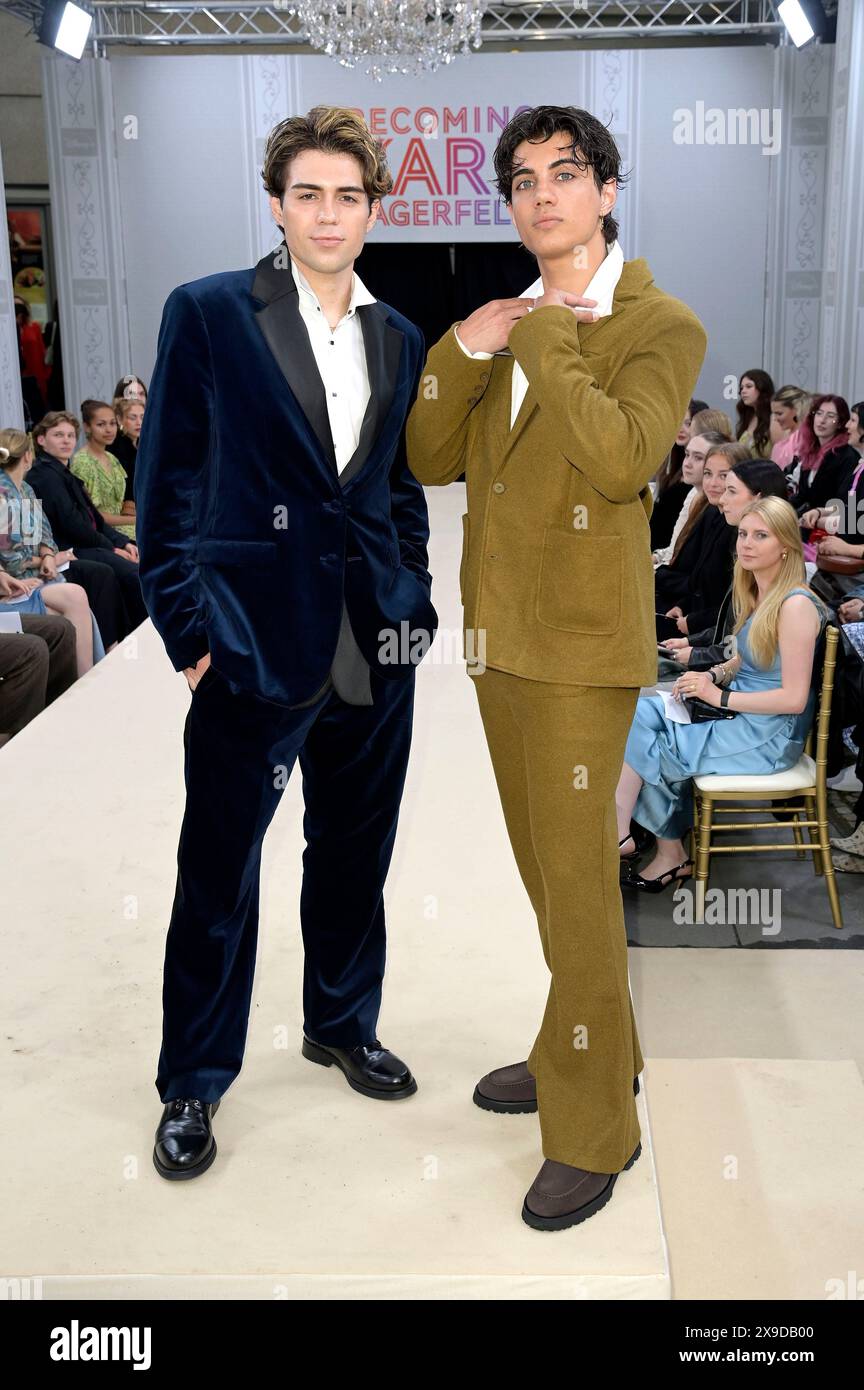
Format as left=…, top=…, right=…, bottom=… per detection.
left=135, top=243, right=438, bottom=706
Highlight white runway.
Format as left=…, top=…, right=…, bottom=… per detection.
left=1, top=484, right=862, bottom=1299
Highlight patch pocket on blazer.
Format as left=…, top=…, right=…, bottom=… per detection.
left=194, top=539, right=278, bottom=565
left=535, top=527, right=623, bottom=635
left=459, top=512, right=470, bottom=602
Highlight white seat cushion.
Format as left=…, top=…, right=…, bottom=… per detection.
left=694, top=754, right=816, bottom=794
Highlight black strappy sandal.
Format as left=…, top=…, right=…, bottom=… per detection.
left=619, top=834, right=639, bottom=861
left=623, top=859, right=693, bottom=894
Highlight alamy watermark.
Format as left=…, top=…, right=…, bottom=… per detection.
left=673, top=102, right=781, bottom=157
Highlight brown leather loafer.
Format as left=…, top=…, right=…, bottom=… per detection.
left=473, top=1060, right=539, bottom=1113
left=522, top=1143, right=642, bottom=1230
left=473, top=1061, right=641, bottom=1114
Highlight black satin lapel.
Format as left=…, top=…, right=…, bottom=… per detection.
left=251, top=247, right=337, bottom=473
left=338, top=303, right=403, bottom=489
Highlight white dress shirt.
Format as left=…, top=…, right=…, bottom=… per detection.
left=454, top=239, right=625, bottom=430
left=291, top=256, right=377, bottom=473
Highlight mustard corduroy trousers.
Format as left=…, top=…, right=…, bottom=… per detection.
left=472, top=665, right=644, bottom=1172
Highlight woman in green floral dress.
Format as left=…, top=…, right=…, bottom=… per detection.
left=71, top=400, right=136, bottom=541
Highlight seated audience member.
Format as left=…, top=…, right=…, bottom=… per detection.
left=1, top=555, right=105, bottom=667
left=690, top=407, right=734, bottom=440
left=0, top=566, right=77, bottom=747
left=654, top=432, right=735, bottom=632
left=26, top=412, right=147, bottom=638
left=0, top=432, right=106, bottom=672
left=661, top=456, right=790, bottom=669
left=653, top=426, right=712, bottom=568
left=71, top=400, right=136, bottom=540
left=618, top=497, right=827, bottom=889
left=0, top=427, right=121, bottom=647
left=649, top=397, right=709, bottom=551
left=790, top=395, right=859, bottom=515
left=735, top=369, right=775, bottom=457
left=846, top=400, right=864, bottom=457
left=801, top=431, right=864, bottom=604
left=770, top=384, right=810, bottom=473
left=111, top=392, right=145, bottom=503
left=112, top=374, right=148, bottom=408
left=837, top=588, right=864, bottom=618
left=827, top=588, right=864, bottom=869
left=653, top=414, right=733, bottom=567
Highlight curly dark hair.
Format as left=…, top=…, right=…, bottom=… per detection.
left=492, top=105, right=629, bottom=245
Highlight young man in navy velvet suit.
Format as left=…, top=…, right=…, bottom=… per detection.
left=135, top=108, right=437, bottom=1180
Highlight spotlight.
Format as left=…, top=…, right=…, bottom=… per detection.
left=38, top=1, right=93, bottom=60
left=777, top=1, right=833, bottom=49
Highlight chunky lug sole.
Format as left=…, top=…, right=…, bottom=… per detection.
left=473, top=1074, right=641, bottom=1115
left=521, top=1142, right=642, bottom=1231
left=152, top=1099, right=220, bottom=1181
left=301, top=1037, right=418, bottom=1100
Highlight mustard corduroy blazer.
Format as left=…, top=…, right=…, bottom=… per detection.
left=405, top=257, right=708, bottom=687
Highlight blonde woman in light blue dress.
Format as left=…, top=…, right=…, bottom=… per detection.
left=616, top=496, right=827, bottom=892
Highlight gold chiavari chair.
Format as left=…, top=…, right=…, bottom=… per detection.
left=689, top=624, right=842, bottom=928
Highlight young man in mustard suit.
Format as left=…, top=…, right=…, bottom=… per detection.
left=406, top=106, right=707, bottom=1230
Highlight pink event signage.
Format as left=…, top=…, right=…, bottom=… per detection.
left=344, top=104, right=533, bottom=231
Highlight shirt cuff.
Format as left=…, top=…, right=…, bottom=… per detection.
left=453, top=326, right=493, bottom=361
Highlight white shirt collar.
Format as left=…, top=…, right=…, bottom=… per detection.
left=290, top=255, right=376, bottom=321
left=521, top=239, right=624, bottom=318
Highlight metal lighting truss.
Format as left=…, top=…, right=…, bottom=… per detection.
left=0, top=1, right=788, bottom=49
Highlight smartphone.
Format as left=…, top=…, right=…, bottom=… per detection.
left=656, top=613, right=681, bottom=641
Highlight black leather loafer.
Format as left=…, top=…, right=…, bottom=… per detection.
left=153, top=1098, right=220, bottom=1181
left=301, top=1036, right=417, bottom=1099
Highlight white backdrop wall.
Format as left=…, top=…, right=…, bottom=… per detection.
left=109, top=46, right=778, bottom=411
left=41, top=39, right=860, bottom=423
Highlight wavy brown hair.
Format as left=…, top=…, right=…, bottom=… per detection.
left=704, top=441, right=752, bottom=472
left=261, top=106, right=394, bottom=206
left=33, top=410, right=80, bottom=444
left=736, top=368, right=775, bottom=455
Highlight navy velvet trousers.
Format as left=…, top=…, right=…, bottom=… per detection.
left=155, top=661, right=416, bottom=1103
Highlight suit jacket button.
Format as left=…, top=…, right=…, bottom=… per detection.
left=493, top=482, right=506, bottom=493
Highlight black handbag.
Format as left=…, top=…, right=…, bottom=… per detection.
left=684, top=695, right=738, bottom=722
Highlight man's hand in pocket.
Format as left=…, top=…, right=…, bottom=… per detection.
left=184, top=652, right=211, bottom=691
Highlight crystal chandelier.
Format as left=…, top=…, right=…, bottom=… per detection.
left=288, top=0, right=487, bottom=81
